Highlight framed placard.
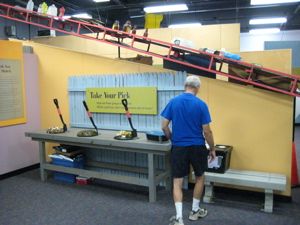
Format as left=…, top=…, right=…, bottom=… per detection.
left=0, top=41, right=27, bottom=127
left=86, top=87, right=157, bottom=114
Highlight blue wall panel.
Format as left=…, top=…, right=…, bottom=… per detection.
left=68, top=72, right=187, bottom=181
left=68, top=72, right=186, bottom=131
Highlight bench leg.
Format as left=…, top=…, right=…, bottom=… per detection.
left=263, top=189, right=273, bottom=213
left=148, top=153, right=156, bottom=203
left=39, top=141, right=48, bottom=181
left=203, top=181, right=214, bottom=203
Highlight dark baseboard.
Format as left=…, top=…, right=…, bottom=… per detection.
left=188, top=183, right=292, bottom=203
left=0, top=163, right=40, bottom=180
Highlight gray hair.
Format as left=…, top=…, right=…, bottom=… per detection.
left=185, top=75, right=201, bottom=88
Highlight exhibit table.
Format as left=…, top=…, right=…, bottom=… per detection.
left=25, top=128, right=172, bottom=202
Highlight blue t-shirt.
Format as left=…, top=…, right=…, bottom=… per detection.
left=161, top=93, right=212, bottom=146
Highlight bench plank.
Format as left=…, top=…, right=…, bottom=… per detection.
left=203, top=169, right=287, bottom=213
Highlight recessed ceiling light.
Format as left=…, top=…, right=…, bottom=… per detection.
left=249, top=28, right=280, bottom=34
left=144, top=4, right=188, bottom=13
left=93, top=0, right=110, bottom=2
left=250, top=17, right=287, bottom=24
left=251, top=0, right=300, bottom=5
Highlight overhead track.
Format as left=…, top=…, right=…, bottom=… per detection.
left=0, top=3, right=299, bottom=97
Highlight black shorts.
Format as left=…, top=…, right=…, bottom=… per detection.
left=171, top=145, right=208, bottom=178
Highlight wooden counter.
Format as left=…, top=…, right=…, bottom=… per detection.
left=25, top=128, right=172, bottom=202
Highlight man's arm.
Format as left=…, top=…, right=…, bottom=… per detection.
left=203, top=123, right=216, bottom=163
left=161, top=118, right=172, bottom=140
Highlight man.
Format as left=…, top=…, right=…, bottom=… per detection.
left=161, top=75, right=216, bottom=225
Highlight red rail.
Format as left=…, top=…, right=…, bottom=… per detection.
left=0, top=3, right=299, bottom=97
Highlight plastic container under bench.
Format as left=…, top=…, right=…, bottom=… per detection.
left=207, top=145, right=232, bottom=173
left=52, top=157, right=84, bottom=183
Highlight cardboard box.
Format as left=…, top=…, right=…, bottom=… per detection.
left=207, top=145, right=232, bottom=173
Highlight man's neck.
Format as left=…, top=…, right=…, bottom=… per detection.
left=185, top=86, right=197, bottom=95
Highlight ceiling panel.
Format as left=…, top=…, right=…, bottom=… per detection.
left=4, top=0, right=300, bottom=33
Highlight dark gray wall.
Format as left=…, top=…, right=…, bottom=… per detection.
left=0, top=15, right=69, bottom=40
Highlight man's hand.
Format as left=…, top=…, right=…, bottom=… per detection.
left=208, top=150, right=216, bottom=163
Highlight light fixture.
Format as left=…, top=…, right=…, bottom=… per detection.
left=71, top=13, right=93, bottom=19
left=129, top=15, right=145, bottom=19
left=249, top=17, right=287, bottom=24
left=93, top=0, right=110, bottom=2
left=251, top=0, right=300, bottom=5
left=168, top=23, right=202, bottom=28
left=144, top=4, right=188, bottom=13
left=249, top=28, right=280, bottom=34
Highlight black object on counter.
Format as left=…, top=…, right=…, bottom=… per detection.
left=53, top=98, right=67, bottom=132
left=121, top=98, right=137, bottom=138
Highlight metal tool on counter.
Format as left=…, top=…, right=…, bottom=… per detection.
left=77, top=101, right=99, bottom=137
left=114, top=99, right=137, bottom=140
left=47, top=99, right=67, bottom=134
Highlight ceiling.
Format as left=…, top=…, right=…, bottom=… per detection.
left=6, top=0, right=300, bottom=33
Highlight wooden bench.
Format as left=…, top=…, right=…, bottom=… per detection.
left=202, top=169, right=287, bottom=213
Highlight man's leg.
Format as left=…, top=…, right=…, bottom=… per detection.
left=173, top=177, right=184, bottom=202
left=173, top=177, right=184, bottom=219
left=189, top=174, right=208, bottom=221
left=193, top=174, right=205, bottom=200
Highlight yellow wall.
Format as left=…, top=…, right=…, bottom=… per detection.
left=31, top=23, right=240, bottom=66
left=12, top=23, right=294, bottom=196
left=238, top=50, right=292, bottom=74
left=13, top=41, right=170, bottom=130
left=203, top=49, right=293, bottom=193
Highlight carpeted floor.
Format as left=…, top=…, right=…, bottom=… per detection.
left=1, top=169, right=299, bottom=225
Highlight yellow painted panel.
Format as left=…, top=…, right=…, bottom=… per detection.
left=0, top=40, right=23, bottom=59
left=196, top=76, right=210, bottom=103
left=220, top=23, right=240, bottom=52
left=195, top=76, right=293, bottom=196
left=49, top=35, right=86, bottom=52
left=13, top=40, right=169, bottom=130
left=31, top=37, right=51, bottom=45
left=209, top=80, right=292, bottom=171
left=239, top=50, right=292, bottom=74
left=195, top=25, right=222, bottom=50
left=144, top=13, right=163, bottom=29
left=148, top=27, right=172, bottom=43
left=85, top=37, right=121, bottom=55
left=87, top=87, right=157, bottom=114
left=32, top=23, right=240, bottom=59
left=13, top=29, right=293, bottom=196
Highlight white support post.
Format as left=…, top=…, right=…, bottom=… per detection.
left=263, top=189, right=274, bottom=213
left=203, top=181, right=214, bottom=203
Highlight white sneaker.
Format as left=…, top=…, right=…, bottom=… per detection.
left=169, top=216, right=184, bottom=225
left=189, top=208, right=208, bottom=221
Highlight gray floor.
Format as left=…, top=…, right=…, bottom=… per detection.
left=0, top=127, right=299, bottom=225
left=1, top=168, right=300, bottom=225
